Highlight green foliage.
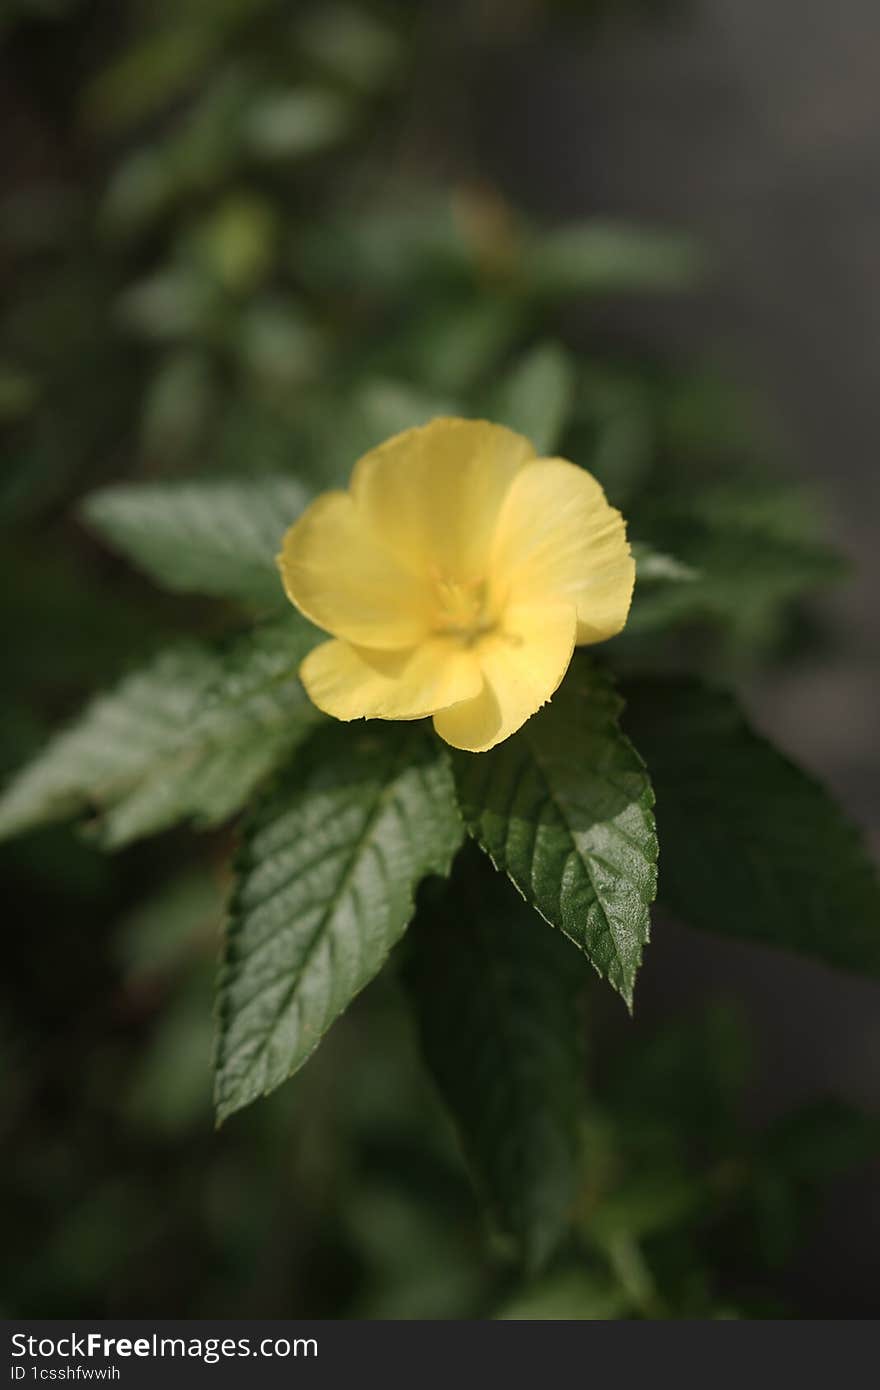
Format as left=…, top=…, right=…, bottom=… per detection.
left=628, top=493, right=846, bottom=643
left=630, top=541, right=698, bottom=585
left=485, top=341, right=576, bottom=454
left=622, top=679, right=880, bottom=975
left=453, top=656, right=657, bottom=1006
left=396, top=295, right=526, bottom=395
left=243, top=87, right=356, bottom=161
left=82, top=475, right=311, bottom=607
left=295, top=4, right=404, bottom=94
left=214, top=724, right=463, bottom=1123
left=494, top=1269, right=629, bottom=1320
left=406, top=850, right=587, bottom=1270
left=525, top=221, right=702, bottom=298
left=0, top=618, right=322, bottom=847
left=115, top=867, right=227, bottom=983
left=4, top=0, right=879, bottom=1322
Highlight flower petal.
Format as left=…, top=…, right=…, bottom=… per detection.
left=490, top=458, right=635, bottom=645
left=300, top=637, right=482, bottom=722
left=433, top=602, right=576, bottom=752
left=278, top=491, right=430, bottom=648
left=350, top=417, right=534, bottom=581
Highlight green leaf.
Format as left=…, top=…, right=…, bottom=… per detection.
left=115, top=266, right=218, bottom=340
left=763, top=1100, right=880, bottom=1183
left=243, top=87, right=354, bottom=161
left=631, top=541, right=699, bottom=585
left=621, top=679, right=880, bottom=976
left=0, top=617, right=322, bottom=848
left=186, top=194, right=278, bottom=294
left=629, top=524, right=844, bottom=639
left=405, top=849, right=587, bottom=1269
left=526, top=221, right=701, bottom=298
left=214, top=724, right=463, bottom=1123
left=586, top=1173, right=705, bottom=1246
left=99, top=145, right=174, bottom=240
left=83, top=25, right=221, bottom=133
left=398, top=295, right=525, bottom=394
left=295, top=4, right=402, bottom=93
left=237, top=297, right=326, bottom=390
left=484, top=341, right=576, bottom=454
left=139, top=351, right=214, bottom=463
left=570, top=363, right=654, bottom=508
left=294, top=379, right=461, bottom=490
left=352, top=378, right=459, bottom=443
left=125, top=973, right=215, bottom=1136
left=115, top=867, right=226, bottom=982
left=299, top=200, right=468, bottom=295
left=82, top=474, right=311, bottom=606
left=452, top=656, right=658, bottom=1006
left=494, top=1268, right=630, bottom=1321
left=628, top=482, right=846, bottom=641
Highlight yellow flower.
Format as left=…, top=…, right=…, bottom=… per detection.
left=278, top=417, right=634, bottom=752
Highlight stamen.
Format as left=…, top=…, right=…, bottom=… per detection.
left=431, top=572, right=498, bottom=645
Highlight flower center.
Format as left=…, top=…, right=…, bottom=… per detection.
left=431, top=573, right=497, bottom=647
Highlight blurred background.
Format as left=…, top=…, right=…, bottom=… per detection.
left=1, top=0, right=878, bottom=1318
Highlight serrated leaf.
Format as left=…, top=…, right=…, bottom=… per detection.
left=621, top=679, right=880, bottom=976
left=214, top=724, right=463, bottom=1123
left=0, top=617, right=322, bottom=848
left=485, top=342, right=576, bottom=454
left=82, top=474, right=311, bottom=606
left=452, top=655, right=657, bottom=1006
left=405, top=848, right=586, bottom=1270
